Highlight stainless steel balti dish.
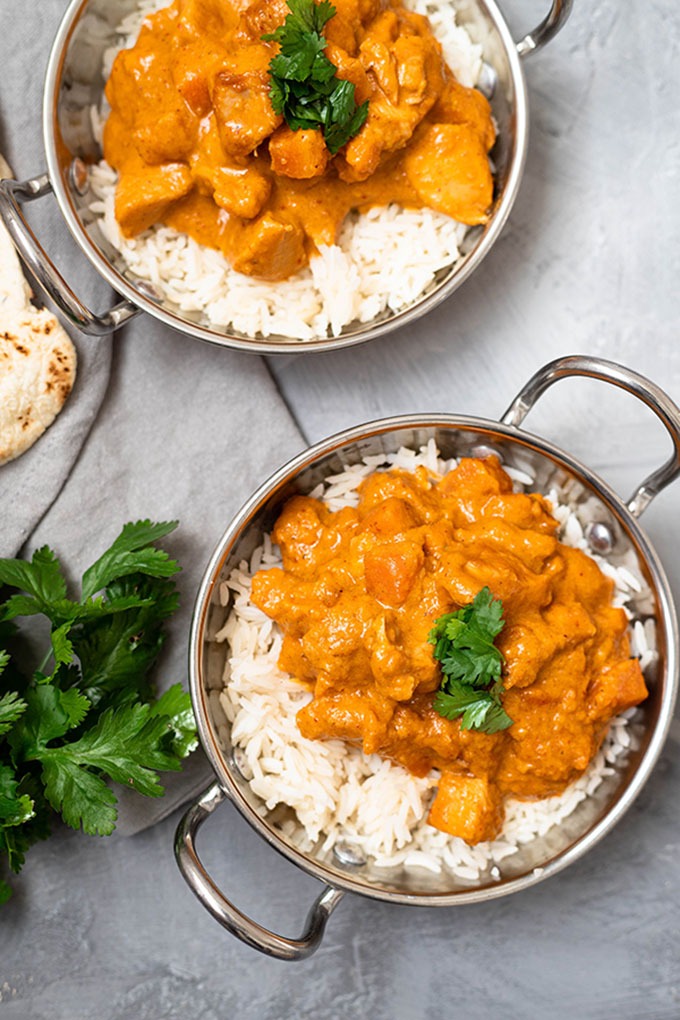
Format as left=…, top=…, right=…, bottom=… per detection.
left=0, top=0, right=572, bottom=352
left=175, top=356, right=680, bottom=958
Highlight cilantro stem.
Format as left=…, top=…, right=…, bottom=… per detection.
left=37, top=649, right=53, bottom=675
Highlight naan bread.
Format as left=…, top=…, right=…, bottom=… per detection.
left=0, top=155, right=77, bottom=466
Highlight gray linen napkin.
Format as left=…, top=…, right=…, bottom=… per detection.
left=26, top=320, right=305, bottom=835
left=0, top=0, right=306, bottom=834
left=0, top=0, right=113, bottom=555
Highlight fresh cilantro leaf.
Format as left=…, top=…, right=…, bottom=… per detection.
left=50, top=622, right=75, bottom=672
left=270, top=35, right=325, bottom=82
left=0, top=594, right=44, bottom=621
left=74, top=577, right=178, bottom=709
left=41, top=758, right=118, bottom=836
left=149, top=683, right=199, bottom=759
left=57, top=703, right=182, bottom=787
left=263, top=0, right=368, bottom=155
left=0, top=520, right=196, bottom=902
left=269, top=75, right=288, bottom=114
left=1, top=593, right=155, bottom=628
left=329, top=78, right=355, bottom=122
left=0, top=546, right=67, bottom=607
left=8, top=685, right=84, bottom=759
left=0, top=691, right=27, bottom=736
left=37, top=702, right=183, bottom=835
left=59, top=689, right=91, bottom=731
left=108, top=572, right=179, bottom=619
left=479, top=699, right=514, bottom=734
left=81, top=520, right=179, bottom=600
left=0, top=765, right=34, bottom=827
left=266, top=0, right=334, bottom=40
left=429, top=587, right=512, bottom=734
left=433, top=689, right=512, bottom=734
left=324, top=97, right=368, bottom=154
left=0, top=776, right=51, bottom=878
left=314, top=0, right=335, bottom=25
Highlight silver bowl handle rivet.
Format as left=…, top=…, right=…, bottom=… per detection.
left=585, top=521, right=615, bottom=555
left=69, top=157, right=89, bottom=196
left=333, top=842, right=367, bottom=867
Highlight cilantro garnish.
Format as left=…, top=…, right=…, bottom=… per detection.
left=0, top=521, right=197, bottom=903
left=429, top=587, right=512, bottom=735
left=263, top=0, right=369, bottom=155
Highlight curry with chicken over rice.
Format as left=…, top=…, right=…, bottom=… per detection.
left=104, top=0, right=496, bottom=281
left=250, top=457, right=648, bottom=845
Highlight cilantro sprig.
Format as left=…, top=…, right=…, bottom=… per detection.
left=263, top=0, right=369, bottom=155
left=0, top=521, right=197, bottom=903
left=429, top=587, right=512, bottom=735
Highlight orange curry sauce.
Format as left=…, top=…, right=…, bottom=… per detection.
left=104, top=0, right=495, bottom=280
left=250, top=457, right=648, bottom=844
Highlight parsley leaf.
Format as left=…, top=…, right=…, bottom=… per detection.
left=0, top=521, right=196, bottom=901
left=0, top=765, right=34, bottom=828
left=8, top=685, right=80, bottom=759
left=149, top=684, right=199, bottom=760
left=0, top=546, right=67, bottom=610
left=75, top=576, right=179, bottom=711
left=0, top=691, right=27, bottom=736
left=81, top=519, right=180, bottom=600
left=263, top=0, right=369, bottom=155
left=429, top=587, right=512, bottom=735
left=37, top=702, right=183, bottom=835
left=41, top=760, right=119, bottom=837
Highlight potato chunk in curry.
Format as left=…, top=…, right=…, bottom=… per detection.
left=250, top=457, right=648, bottom=845
left=104, top=0, right=496, bottom=281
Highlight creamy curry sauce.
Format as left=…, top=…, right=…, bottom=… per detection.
left=104, top=0, right=496, bottom=280
left=250, top=457, right=648, bottom=844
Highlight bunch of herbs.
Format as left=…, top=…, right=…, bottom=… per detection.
left=0, top=520, right=197, bottom=903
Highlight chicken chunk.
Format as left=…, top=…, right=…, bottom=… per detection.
left=115, top=164, right=193, bottom=236
left=189, top=116, right=272, bottom=219
left=177, top=0, right=239, bottom=38
left=213, top=167, right=271, bottom=218
left=360, top=496, right=422, bottom=539
left=212, top=57, right=282, bottom=159
left=331, top=0, right=384, bottom=28
left=431, top=76, right=496, bottom=151
left=244, top=0, right=291, bottom=39
left=325, top=44, right=372, bottom=103
left=339, top=24, right=445, bottom=180
left=428, top=772, right=504, bottom=843
left=324, top=12, right=359, bottom=54
left=107, top=44, right=198, bottom=164
left=173, top=63, right=212, bottom=117
left=224, top=212, right=307, bottom=280
left=364, top=540, right=424, bottom=607
left=269, top=126, right=330, bottom=179
left=588, top=658, right=648, bottom=723
left=403, top=122, right=493, bottom=224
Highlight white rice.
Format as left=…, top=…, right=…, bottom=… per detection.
left=214, top=442, right=655, bottom=879
left=86, top=0, right=486, bottom=340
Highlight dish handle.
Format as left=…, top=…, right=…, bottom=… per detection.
left=500, top=355, right=680, bottom=518
left=174, top=782, right=345, bottom=961
left=516, top=0, right=574, bottom=57
left=0, top=174, right=138, bottom=336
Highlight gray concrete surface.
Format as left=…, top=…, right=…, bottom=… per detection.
left=1, top=0, right=679, bottom=1016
